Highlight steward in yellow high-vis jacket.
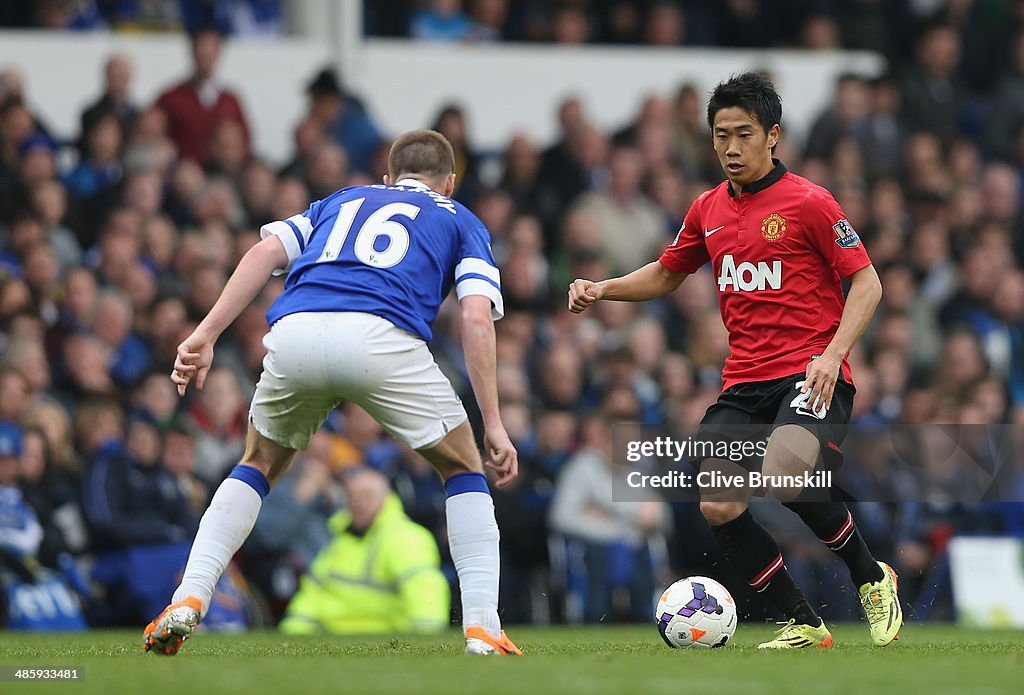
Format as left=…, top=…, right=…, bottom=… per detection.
left=280, top=468, right=450, bottom=634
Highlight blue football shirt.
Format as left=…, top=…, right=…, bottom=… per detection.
left=262, top=179, right=502, bottom=341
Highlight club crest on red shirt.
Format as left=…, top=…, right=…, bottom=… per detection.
left=761, top=213, right=787, bottom=242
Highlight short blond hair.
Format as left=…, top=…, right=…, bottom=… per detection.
left=387, top=129, right=455, bottom=182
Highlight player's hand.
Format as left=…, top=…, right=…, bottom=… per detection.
left=568, top=278, right=604, bottom=314
left=802, top=353, right=841, bottom=415
left=171, top=333, right=215, bottom=396
left=483, top=425, right=519, bottom=488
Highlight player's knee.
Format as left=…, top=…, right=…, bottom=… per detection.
left=759, top=462, right=803, bottom=502
left=763, top=424, right=821, bottom=503
left=764, top=425, right=819, bottom=472
left=700, top=500, right=746, bottom=526
left=417, top=425, right=484, bottom=479
left=432, top=456, right=480, bottom=480
left=238, top=452, right=273, bottom=480
left=239, top=441, right=292, bottom=486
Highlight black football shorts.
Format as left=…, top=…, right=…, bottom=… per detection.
left=692, top=372, right=854, bottom=472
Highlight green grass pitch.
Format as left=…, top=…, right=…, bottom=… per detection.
left=0, top=624, right=1021, bottom=694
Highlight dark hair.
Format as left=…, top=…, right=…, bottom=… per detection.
left=188, top=25, right=224, bottom=41
left=706, top=72, right=783, bottom=133
left=430, top=103, right=464, bottom=131
left=387, top=129, right=456, bottom=182
left=306, top=67, right=343, bottom=98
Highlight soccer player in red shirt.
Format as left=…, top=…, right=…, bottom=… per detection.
left=569, top=73, right=901, bottom=648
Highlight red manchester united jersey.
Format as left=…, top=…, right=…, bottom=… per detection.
left=659, top=162, right=871, bottom=391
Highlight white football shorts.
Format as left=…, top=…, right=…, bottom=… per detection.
left=249, top=312, right=468, bottom=451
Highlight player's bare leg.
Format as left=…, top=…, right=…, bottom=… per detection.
left=764, top=425, right=901, bottom=645
left=418, top=421, right=521, bottom=656
left=144, top=424, right=297, bottom=655
left=698, top=457, right=831, bottom=648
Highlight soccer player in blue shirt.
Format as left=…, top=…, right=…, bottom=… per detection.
left=144, top=130, right=522, bottom=656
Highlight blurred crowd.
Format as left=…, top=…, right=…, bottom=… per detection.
left=2, top=0, right=1024, bottom=631
left=370, top=0, right=1017, bottom=66
left=0, top=0, right=283, bottom=35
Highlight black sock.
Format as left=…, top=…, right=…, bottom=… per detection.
left=709, top=510, right=819, bottom=625
left=784, top=500, right=884, bottom=586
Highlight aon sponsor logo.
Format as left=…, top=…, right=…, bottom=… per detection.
left=717, top=254, right=782, bottom=291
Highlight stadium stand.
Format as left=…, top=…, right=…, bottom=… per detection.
left=1, top=0, right=1023, bottom=628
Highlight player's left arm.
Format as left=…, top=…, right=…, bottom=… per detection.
left=171, top=235, right=288, bottom=396
left=801, top=191, right=883, bottom=412
left=460, top=294, right=518, bottom=487
left=803, top=266, right=882, bottom=412
left=454, top=215, right=518, bottom=486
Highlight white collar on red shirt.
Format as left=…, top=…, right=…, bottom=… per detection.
left=194, top=79, right=222, bottom=109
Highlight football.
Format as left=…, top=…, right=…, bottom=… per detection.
left=655, top=576, right=737, bottom=649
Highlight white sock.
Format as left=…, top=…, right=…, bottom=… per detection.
left=172, top=466, right=268, bottom=617
left=445, top=473, right=501, bottom=639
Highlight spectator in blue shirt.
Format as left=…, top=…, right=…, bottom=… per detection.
left=410, top=0, right=473, bottom=41
left=81, top=414, right=196, bottom=551
left=0, top=422, right=42, bottom=559
left=64, top=112, right=124, bottom=201
left=304, top=68, right=383, bottom=176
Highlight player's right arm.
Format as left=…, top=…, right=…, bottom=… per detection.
left=568, top=261, right=688, bottom=313
left=171, top=235, right=288, bottom=396
left=568, top=202, right=708, bottom=314
left=174, top=202, right=321, bottom=396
